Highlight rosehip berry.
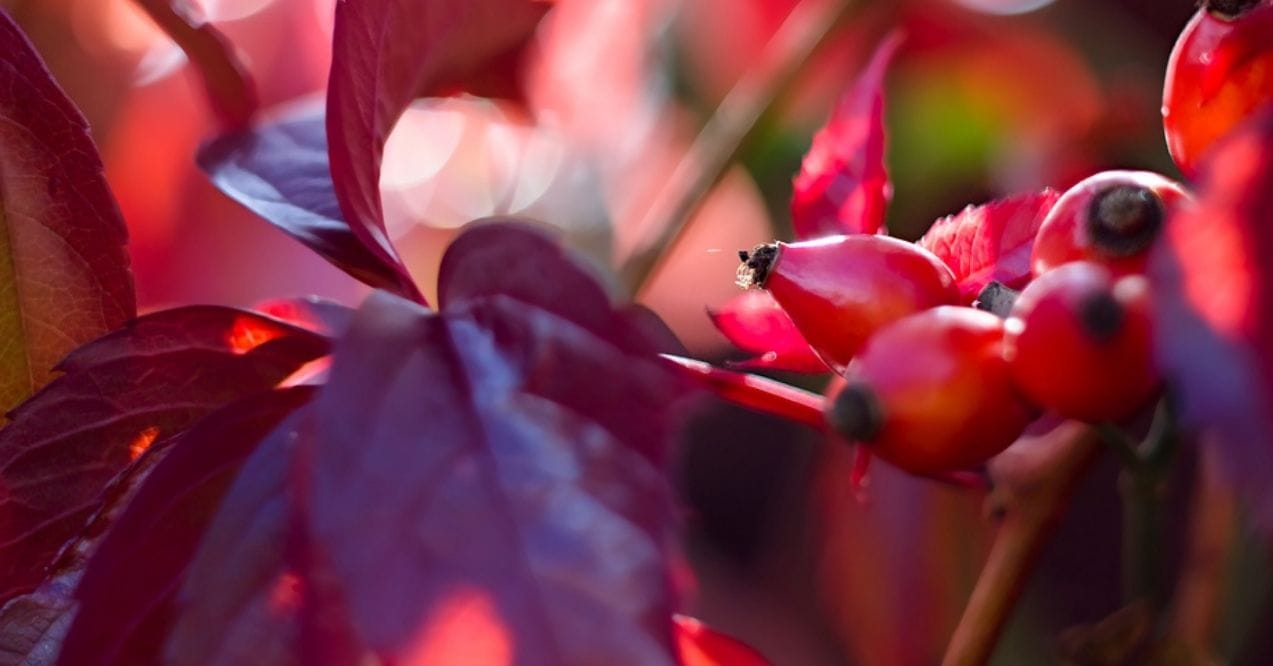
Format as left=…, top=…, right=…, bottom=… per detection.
left=1005, top=262, right=1159, bottom=423
left=1030, top=171, right=1189, bottom=276
left=1163, top=0, right=1273, bottom=178
left=825, top=306, right=1035, bottom=475
left=736, top=235, right=957, bottom=372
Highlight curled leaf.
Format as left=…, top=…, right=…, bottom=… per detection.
left=198, top=102, right=419, bottom=298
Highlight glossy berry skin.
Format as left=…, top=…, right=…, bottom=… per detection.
left=1163, top=0, right=1273, bottom=178
left=1031, top=171, right=1189, bottom=276
left=826, top=306, right=1035, bottom=475
left=737, top=235, right=957, bottom=372
left=1005, top=262, right=1159, bottom=423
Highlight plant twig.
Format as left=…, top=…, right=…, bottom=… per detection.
left=942, top=420, right=1101, bottom=666
left=618, top=0, right=855, bottom=296
left=1166, top=442, right=1235, bottom=659
left=1119, top=399, right=1179, bottom=608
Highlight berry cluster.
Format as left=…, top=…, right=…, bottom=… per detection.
left=725, top=0, right=1273, bottom=478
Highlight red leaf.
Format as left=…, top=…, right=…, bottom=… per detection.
left=198, top=102, right=420, bottom=298
left=0, top=416, right=176, bottom=666
left=325, top=0, right=551, bottom=305
left=0, top=307, right=328, bottom=605
left=674, top=615, right=771, bottom=666
left=131, top=0, right=258, bottom=130
left=708, top=291, right=826, bottom=373
left=171, top=222, right=689, bottom=663
left=254, top=296, right=355, bottom=339
left=1149, top=109, right=1273, bottom=533
left=661, top=355, right=827, bottom=432
left=55, top=389, right=313, bottom=666
left=917, top=189, right=1061, bottom=302
left=0, top=10, right=135, bottom=416
left=790, top=32, right=901, bottom=239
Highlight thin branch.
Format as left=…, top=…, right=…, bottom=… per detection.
left=617, top=0, right=855, bottom=296
left=1167, top=443, right=1235, bottom=659
left=942, top=420, right=1101, bottom=666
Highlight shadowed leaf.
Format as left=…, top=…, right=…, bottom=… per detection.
left=56, top=389, right=314, bottom=666
left=325, top=0, right=551, bottom=305
left=1149, top=109, right=1273, bottom=533
left=0, top=307, right=328, bottom=605
left=198, top=102, right=418, bottom=297
left=0, top=10, right=135, bottom=416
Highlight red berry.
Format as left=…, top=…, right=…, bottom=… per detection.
left=1030, top=171, right=1189, bottom=276
left=825, top=306, right=1035, bottom=475
left=1163, top=0, right=1273, bottom=178
left=1005, top=262, right=1159, bottom=422
left=736, top=235, right=957, bottom=372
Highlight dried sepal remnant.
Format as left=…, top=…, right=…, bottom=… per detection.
left=735, top=244, right=779, bottom=289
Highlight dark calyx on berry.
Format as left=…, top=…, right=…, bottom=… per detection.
left=973, top=281, right=1021, bottom=319
left=1204, top=0, right=1260, bottom=19
left=827, top=383, right=884, bottom=442
left=1085, top=185, right=1164, bottom=257
left=1078, top=291, right=1125, bottom=342
left=736, top=243, right=779, bottom=289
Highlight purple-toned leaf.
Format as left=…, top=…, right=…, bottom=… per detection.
left=56, top=388, right=314, bottom=666
left=1149, top=109, right=1273, bottom=533
left=790, top=32, right=901, bottom=239
left=198, top=103, right=419, bottom=297
left=660, top=355, right=827, bottom=432
left=708, top=291, right=826, bottom=373
left=439, top=221, right=665, bottom=355
left=163, top=409, right=313, bottom=666
left=325, top=0, right=550, bottom=303
left=0, top=420, right=177, bottom=666
left=302, top=290, right=681, bottom=664
left=0, top=10, right=135, bottom=416
left=130, top=0, right=258, bottom=129
left=917, top=189, right=1061, bottom=302
left=0, top=306, right=328, bottom=605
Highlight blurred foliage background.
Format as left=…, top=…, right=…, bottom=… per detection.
left=4, top=0, right=1269, bottom=663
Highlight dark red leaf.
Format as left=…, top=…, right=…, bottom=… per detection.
left=254, top=296, right=355, bottom=339
left=917, top=189, right=1061, bottom=302
left=438, top=221, right=668, bottom=355
left=0, top=419, right=176, bottom=666
left=0, top=306, right=328, bottom=605
left=0, top=10, right=135, bottom=415
left=660, top=355, right=827, bottom=432
left=130, top=0, right=258, bottom=129
left=1149, top=109, right=1273, bottom=533
left=790, top=32, right=901, bottom=239
left=708, top=291, right=826, bottom=373
left=56, top=389, right=314, bottom=666
left=197, top=103, right=419, bottom=298
left=325, top=0, right=550, bottom=305
left=674, top=615, right=771, bottom=666
left=173, top=222, right=690, bottom=663
left=163, top=409, right=312, bottom=666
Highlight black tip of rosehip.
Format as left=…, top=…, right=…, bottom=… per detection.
left=827, top=383, right=884, bottom=442
left=735, top=243, right=779, bottom=289
left=973, top=281, right=1021, bottom=319
left=1203, top=0, right=1260, bottom=19
left=1078, top=291, right=1125, bottom=342
left=1085, top=185, right=1164, bottom=258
